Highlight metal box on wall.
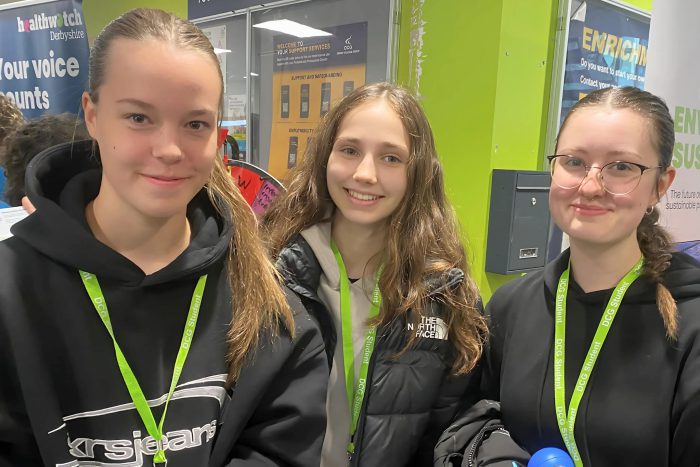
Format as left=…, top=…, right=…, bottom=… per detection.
left=485, top=169, right=551, bottom=274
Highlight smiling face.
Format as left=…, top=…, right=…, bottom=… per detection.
left=550, top=105, right=675, bottom=249
left=82, top=38, right=221, bottom=222
left=326, top=99, right=410, bottom=233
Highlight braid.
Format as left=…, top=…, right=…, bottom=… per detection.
left=637, top=207, right=677, bottom=339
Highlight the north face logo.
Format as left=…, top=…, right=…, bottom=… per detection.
left=408, top=316, right=448, bottom=340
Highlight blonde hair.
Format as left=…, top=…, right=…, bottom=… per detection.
left=263, top=82, right=487, bottom=374
left=90, top=8, right=294, bottom=383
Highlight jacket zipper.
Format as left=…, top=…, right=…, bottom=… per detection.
left=349, top=326, right=385, bottom=467
left=466, top=424, right=506, bottom=467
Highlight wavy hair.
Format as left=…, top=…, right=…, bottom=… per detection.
left=262, top=82, right=487, bottom=374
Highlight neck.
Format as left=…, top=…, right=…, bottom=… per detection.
left=331, top=215, right=386, bottom=279
left=568, top=235, right=642, bottom=292
left=86, top=195, right=191, bottom=275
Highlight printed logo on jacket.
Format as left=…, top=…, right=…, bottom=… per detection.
left=408, top=316, right=449, bottom=340
left=52, top=374, right=227, bottom=466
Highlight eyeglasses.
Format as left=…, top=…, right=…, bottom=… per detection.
left=547, top=155, right=661, bottom=195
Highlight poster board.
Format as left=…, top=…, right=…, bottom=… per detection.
left=645, top=0, right=700, bottom=257
left=267, top=21, right=367, bottom=180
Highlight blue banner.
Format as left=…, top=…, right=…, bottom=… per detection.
left=560, top=0, right=649, bottom=124
left=0, top=0, right=89, bottom=119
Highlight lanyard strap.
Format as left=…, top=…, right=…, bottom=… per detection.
left=79, top=270, right=207, bottom=464
left=553, top=256, right=643, bottom=466
left=331, top=241, right=382, bottom=457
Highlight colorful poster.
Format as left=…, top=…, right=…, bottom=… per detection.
left=229, top=161, right=283, bottom=216
left=0, top=0, right=89, bottom=119
left=267, top=22, right=367, bottom=180
left=645, top=0, right=700, bottom=256
left=560, top=0, right=649, bottom=124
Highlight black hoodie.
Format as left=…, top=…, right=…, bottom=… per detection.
left=0, top=141, right=328, bottom=467
left=483, top=249, right=700, bottom=467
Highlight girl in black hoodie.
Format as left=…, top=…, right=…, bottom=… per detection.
left=0, top=8, right=327, bottom=466
left=483, top=87, right=700, bottom=466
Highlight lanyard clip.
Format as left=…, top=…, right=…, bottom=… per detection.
left=153, top=437, right=168, bottom=465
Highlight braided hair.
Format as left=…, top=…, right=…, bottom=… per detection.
left=561, top=87, right=677, bottom=338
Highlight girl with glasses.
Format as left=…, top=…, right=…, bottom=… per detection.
left=482, top=86, right=700, bottom=466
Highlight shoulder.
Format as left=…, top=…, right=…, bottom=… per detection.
left=283, top=285, right=326, bottom=356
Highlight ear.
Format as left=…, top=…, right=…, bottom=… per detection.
left=82, top=92, right=98, bottom=139
left=654, top=165, right=676, bottom=202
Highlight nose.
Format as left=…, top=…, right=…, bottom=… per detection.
left=353, top=153, right=377, bottom=184
left=578, top=166, right=605, bottom=196
left=152, top=125, right=184, bottom=164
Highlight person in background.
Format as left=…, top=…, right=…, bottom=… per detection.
left=482, top=86, right=700, bottom=466
left=262, top=82, right=488, bottom=466
left=0, top=8, right=327, bottom=466
left=0, top=95, right=25, bottom=208
left=0, top=113, right=88, bottom=207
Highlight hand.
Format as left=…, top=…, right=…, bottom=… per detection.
left=21, top=196, right=36, bottom=214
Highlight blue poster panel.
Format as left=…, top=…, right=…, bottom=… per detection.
left=0, top=0, right=89, bottom=119
left=560, top=0, right=649, bottom=124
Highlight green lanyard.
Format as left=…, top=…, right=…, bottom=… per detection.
left=79, top=270, right=207, bottom=464
left=553, top=256, right=643, bottom=466
left=330, top=241, right=382, bottom=458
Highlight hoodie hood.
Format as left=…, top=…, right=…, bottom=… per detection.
left=544, top=248, right=700, bottom=303
left=11, top=140, right=231, bottom=286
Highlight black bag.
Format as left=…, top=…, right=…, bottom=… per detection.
left=434, top=399, right=530, bottom=467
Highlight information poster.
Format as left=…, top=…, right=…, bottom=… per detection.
left=267, top=22, right=367, bottom=180
left=0, top=0, right=89, bottom=119
left=560, top=0, right=649, bottom=124
left=645, top=0, right=700, bottom=258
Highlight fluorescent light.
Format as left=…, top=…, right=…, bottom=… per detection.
left=250, top=72, right=259, bottom=77
left=214, top=48, right=231, bottom=55
left=253, top=19, right=331, bottom=38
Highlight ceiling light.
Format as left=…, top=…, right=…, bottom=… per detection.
left=253, top=19, right=331, bottom=38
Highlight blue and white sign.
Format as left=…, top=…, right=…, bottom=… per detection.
left=0, top=0, right=89, bottom=119
left=560, top=0, right=649, bottom=124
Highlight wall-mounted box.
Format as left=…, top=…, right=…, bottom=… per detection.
left=485, top=169, right=551, bottom=275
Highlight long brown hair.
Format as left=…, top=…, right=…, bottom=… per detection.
left=559, top=86, right=677, bottom=338
left=88, top=8, right=294, bottom=383
left=263, top=82, right=487, bottom=374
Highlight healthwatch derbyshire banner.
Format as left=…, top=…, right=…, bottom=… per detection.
left=0, top=0, right=89, bottom=119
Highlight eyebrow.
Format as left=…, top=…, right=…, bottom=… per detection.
left=559, top=148, right=642, bottom=160
left=115, top=98, right=217, bottom=118
left=335, top=136, right=408, bottom=151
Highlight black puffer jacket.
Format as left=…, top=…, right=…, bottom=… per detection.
left=278, top=234, right=482, bottom=467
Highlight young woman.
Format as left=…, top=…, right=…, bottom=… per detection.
left=0, top=9, right=327, bottom=466
left=482, top=87, right=700, bottom=466
left=262, top=82, right=488, bottom=466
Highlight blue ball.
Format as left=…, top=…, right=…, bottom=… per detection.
left=527, top=447, right=575, bottom=467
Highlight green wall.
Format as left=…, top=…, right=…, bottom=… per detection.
left=397, top=0, right=651, bottom=300
left=83, top=0, right=187, bottom=42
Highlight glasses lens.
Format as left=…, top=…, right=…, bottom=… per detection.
left=601, top=162, right=643, bottom=195
left=551, top=156, right=586, bottom=189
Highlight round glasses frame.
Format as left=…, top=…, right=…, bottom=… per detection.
left=546, top=154, right=662, bottom=196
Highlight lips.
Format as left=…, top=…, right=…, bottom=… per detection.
left=346, top=189, right=381, bottom=201
left=142, top=173, right=189, bottom=186
left=572, top=203, right=609, bottom=215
